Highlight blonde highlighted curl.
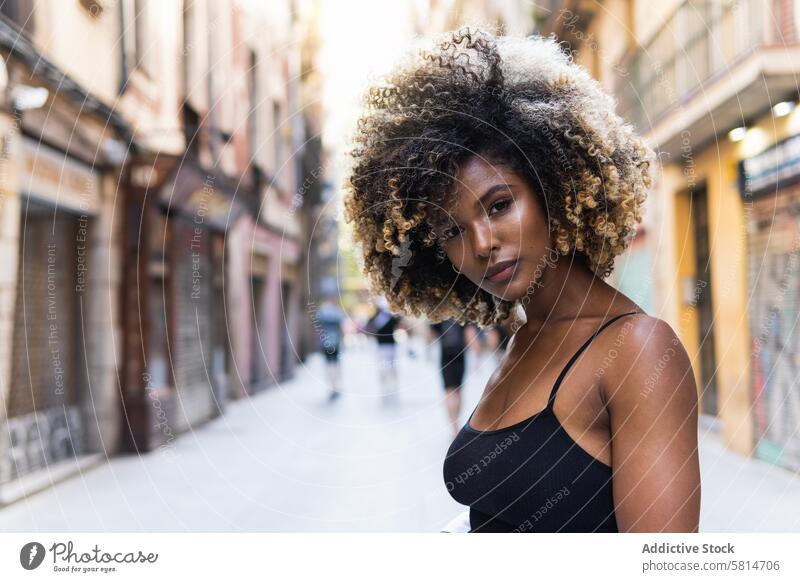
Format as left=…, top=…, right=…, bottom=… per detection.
left=343, top=27, right=655, bottom=328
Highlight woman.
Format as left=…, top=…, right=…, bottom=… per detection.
left=344, top=28, right=700, bottom=532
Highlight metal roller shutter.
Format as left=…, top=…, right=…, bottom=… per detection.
left=2, top=202, right=86, bottom=483
left=170, top=217, right=215, bottom=432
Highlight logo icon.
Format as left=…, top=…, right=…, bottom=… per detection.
left=20, top=542, right=45, bottom=570
left=390, top=237, right=413, bottom=290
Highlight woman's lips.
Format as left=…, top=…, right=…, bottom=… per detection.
left=485, top=260, right=518, bottom=283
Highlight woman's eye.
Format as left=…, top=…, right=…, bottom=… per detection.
left=489, top=198, right=511, bottom=215
left=444, top=226, right=461, bottom=240
left=442, top=226, right=462, bottom=240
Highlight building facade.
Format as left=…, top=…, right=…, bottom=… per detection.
left=118, top=0, right=313, bottom=451
left=0, top=0, right=318, bottom=502
left=0, top=2, right=132, bottom=502
left=540, top=0, right=800, bottom=472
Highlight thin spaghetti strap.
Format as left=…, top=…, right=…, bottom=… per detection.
left=545, top=311, right=640, bottom=410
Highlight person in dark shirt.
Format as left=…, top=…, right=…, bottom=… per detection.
left=366, top=298, right=403, bottom=401
left=317, top=299, right=344, bottom=401
left=430, top=319, right=467, bottom=437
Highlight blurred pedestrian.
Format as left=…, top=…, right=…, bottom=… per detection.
left=317, top=298, right=345, bottom=401
left=430, top=318, right=467, bottom=437
left=465, top=324, right=483, bottom=372
left=366, top=296, right=402, bottom=401
left=403, top=316, right=425, bottom=360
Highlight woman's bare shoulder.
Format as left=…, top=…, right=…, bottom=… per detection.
left=597, top=312, right=697, bottom=411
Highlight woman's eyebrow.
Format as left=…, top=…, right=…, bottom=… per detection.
left=475, top=183, right=514, bottom=209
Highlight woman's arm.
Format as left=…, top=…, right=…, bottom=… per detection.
left=604, top=316, right=701, bottom=532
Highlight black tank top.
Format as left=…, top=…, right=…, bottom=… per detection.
left=442, top=311, right=639, bottom=532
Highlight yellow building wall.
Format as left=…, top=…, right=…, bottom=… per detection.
left=691, top=141, right=752, bottom=456
left=567, top=0, right=800, bottom=460
left=682, top=104, right=800, bottom=456
left=672, top=188, right=702, bottom=393
left=663, top=103, right=800, bottom=456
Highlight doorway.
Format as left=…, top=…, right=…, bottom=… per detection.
left=691, top=185, right=719, bottom=416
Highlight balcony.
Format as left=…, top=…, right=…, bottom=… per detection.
left=617, top=0, right=800, bottom=157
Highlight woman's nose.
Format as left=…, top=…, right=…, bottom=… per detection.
left=471, top=222, right=497, bottom=259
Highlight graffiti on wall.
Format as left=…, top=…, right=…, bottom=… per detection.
left=748, top=185, right=800, bottom=471
left=0, top=405, right=85, bottom=484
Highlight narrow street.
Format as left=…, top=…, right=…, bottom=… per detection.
left=1, top=340, right=799, bottom=532
left=0, top=340, right=477, bottom=532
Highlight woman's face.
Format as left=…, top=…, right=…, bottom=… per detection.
left=439, top=155, right=554, bottom=302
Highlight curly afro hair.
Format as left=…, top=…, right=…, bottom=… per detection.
left=343, top=27, right=655, bottom=327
